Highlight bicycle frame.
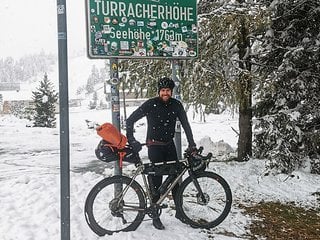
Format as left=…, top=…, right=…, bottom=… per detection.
left=118, top=159, right=189, bottom=209
left=144, top=164, right=188, bottom=205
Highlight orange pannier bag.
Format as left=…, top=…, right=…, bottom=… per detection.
left=96, top=123, right=128, bottom=167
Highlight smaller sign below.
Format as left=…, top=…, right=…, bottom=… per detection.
left=112, top=104, right=120, bottom=112
left=85, top=0, right=198, bottom=59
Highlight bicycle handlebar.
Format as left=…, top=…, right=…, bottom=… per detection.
left=203, top=152, right=213, bottom=160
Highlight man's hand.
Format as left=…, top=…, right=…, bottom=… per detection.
left=129, top=139, right=142, bottom=153
left=187, top=145, right=197, bottom=155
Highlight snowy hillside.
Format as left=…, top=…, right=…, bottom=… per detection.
left=53, top=55, right=107, bottom=99
left=0, top=55, right=106, bottom=103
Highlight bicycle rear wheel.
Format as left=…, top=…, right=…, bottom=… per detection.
left=85, top=175, right=146, bottom=236
left=176, top=171, right=232, bottom=228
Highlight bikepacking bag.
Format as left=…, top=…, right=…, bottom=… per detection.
left=95, top=123, right=138, bottom=167
left=142, top=161, right=184, bottom=175
left=96, top=122, right=127, bottom=149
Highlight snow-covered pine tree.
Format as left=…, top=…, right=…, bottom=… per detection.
left=86, top=65, right=104, bottom=94
left=186, top=0, right=268, bottom=160
left=118, top=58, right=171, bottom=99
left=254, top=0, right=320, bottom=174
left=32, top=73, right=58, bottom=128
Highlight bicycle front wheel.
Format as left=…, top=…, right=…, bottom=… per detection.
left=176, top=171, right=232, bottom=229
left=84, top=175, right=146, bottom=236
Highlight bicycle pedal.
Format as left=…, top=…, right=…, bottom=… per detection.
left=160, top=204, right=168, bottom=209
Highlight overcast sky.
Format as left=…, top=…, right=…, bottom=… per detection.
left=0, top=0, right=87, bottom=59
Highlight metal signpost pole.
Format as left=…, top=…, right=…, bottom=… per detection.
left=56, top=1, right=70, bottom=240
left=172, top=60, right=182, bottom=160
left=109, top=58, right=122, bottom=177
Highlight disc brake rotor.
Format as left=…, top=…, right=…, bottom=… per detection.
left=197, top=192, right=210, bottom=205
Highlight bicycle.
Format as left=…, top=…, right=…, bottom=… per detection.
left=84, top=146, right=232, bottom=236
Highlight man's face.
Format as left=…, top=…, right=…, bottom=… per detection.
left=159, top=88, right=172, bottom=102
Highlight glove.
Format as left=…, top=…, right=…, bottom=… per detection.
left=187, top=145, right=197, bottom=155
left=128, top=139, right=142, bottom=153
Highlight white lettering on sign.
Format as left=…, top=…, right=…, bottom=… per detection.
left=107, top=27, right=184, bottom=42
left=109, top=27, right=151, bottom=40
left=93, top=0, right=194, bottom=21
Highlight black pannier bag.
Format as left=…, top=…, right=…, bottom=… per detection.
left=95, top=140, right=118, bottom=162
left=95, top=140, right=139, bottom=164
left=123, top=148, right=140, bottom=164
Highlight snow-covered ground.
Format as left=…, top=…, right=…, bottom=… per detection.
left=0, top=107, right=319, bottom=240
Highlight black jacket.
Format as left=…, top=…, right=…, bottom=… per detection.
left=126, top=97, right=195, bottom=146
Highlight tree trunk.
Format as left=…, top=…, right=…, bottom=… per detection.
left=238, top=73, right=252, bottom=161
left=237, top=3, right=252, bottom=161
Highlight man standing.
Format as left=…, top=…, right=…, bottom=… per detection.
left=126, top=77, right=196, bottom=230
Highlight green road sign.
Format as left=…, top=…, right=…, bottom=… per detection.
left=85, top=0, right=198, bottom=59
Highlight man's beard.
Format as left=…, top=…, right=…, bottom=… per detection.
left=160, top=95, right=171, bottom=102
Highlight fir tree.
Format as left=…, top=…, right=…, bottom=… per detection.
left=254, top=0, right=320, bottom=174
left=32, top=73, right=58, bottom=128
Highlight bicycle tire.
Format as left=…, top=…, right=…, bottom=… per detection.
left=84, top=175, right=146, bottom=236
left=176, top=171, right=232, bottom=229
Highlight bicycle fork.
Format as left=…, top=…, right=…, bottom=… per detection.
left=189, top=171, right=208, bottom=205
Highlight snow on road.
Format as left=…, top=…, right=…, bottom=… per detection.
left=1, top=107, right=319, bottom=240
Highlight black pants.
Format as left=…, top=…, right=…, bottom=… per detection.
left=147, top=141, right=179, bottom=204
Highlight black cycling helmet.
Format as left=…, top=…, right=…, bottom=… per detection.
left=158, top=77, right=175, bottom=92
